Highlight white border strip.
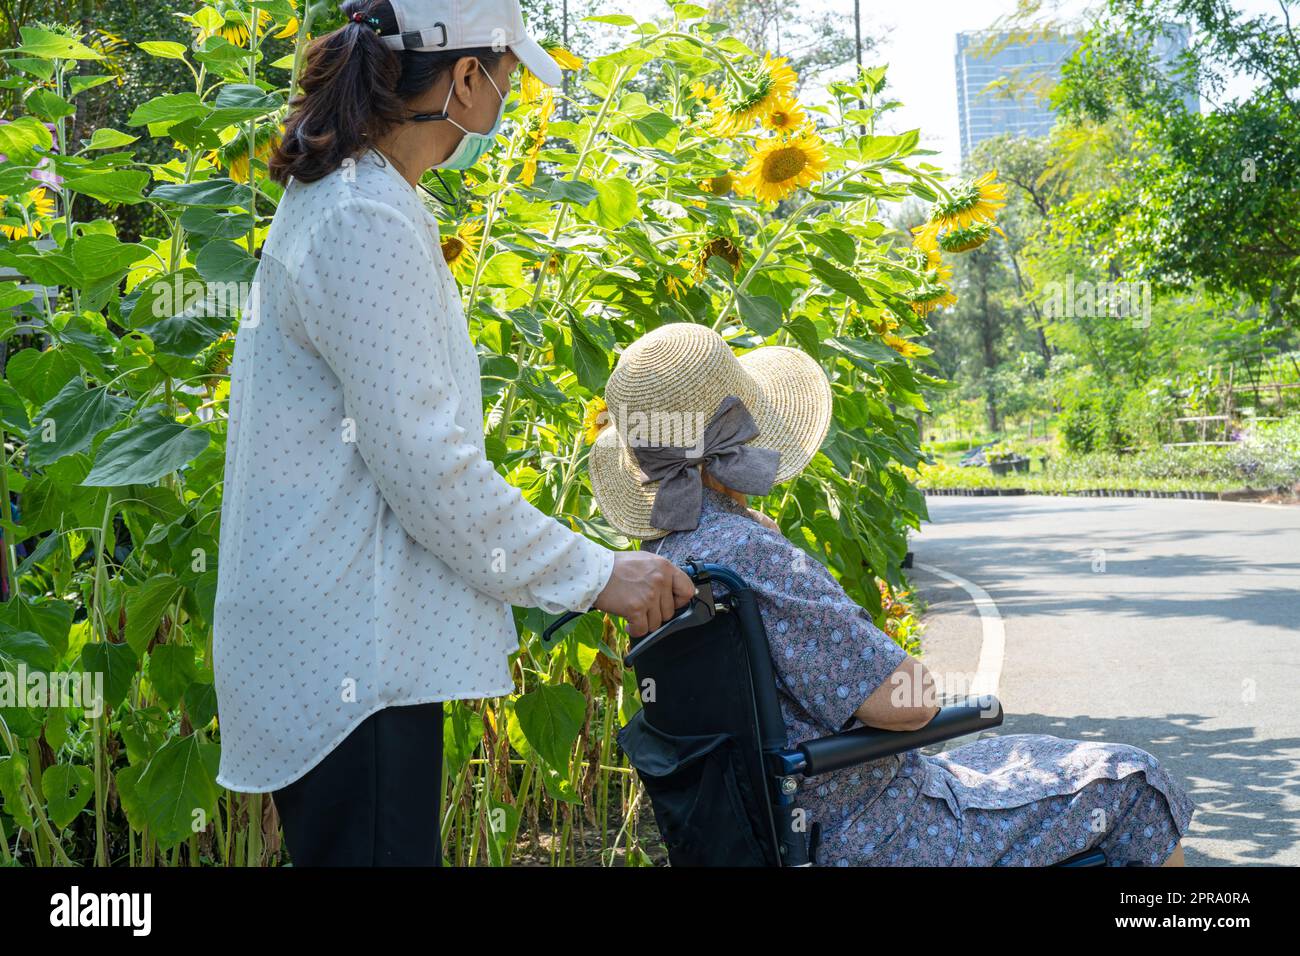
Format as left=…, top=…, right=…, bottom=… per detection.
left=914, top=562, right=1005, bottom=700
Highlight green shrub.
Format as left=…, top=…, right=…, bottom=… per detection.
left=1229, top=417, right=1300, bottom=487
left=1060, top=383, right=1137, bottom=453
left=1118, top=384, right=1176, bottom=449
left=1060, top=392, right=1104, bottom=453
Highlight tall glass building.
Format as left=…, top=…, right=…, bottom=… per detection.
left=955, top=24, right=1196, bottom=164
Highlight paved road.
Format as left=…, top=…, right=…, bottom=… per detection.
left=910, top=495, right=1300, bottom=866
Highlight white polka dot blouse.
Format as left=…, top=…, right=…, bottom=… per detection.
left=212, top=148, right=615, bottom=793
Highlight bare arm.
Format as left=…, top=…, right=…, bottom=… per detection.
left=853, top=656, right=940, bottom=731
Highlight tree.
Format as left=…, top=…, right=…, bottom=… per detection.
left=972, top=135, right=1061, bottom=365
left=1053, top=0, right=1300, bottom=326
left=923, top=138, right=1061, bottom=435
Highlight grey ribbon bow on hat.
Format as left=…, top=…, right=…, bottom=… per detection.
left=630, top=395, right=781, bottom=532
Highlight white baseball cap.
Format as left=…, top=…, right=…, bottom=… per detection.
left=380, top=0, right=563, bottom=87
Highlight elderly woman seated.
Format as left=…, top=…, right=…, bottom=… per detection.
left=587, top=323, right=1195, bottom=867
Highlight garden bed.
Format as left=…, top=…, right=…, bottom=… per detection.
left=915, top=428, right=1300, bottom=502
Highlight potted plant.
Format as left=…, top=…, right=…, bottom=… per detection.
left=986, top=440, right=1030, bottom=476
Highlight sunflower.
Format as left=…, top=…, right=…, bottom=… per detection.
left=693, top=236, right=742, bottom=281
left=865, top=309, right=900, bottom=337
left=882, top=333, right=927, bottom=358
left=0, top=188, right=56, bottom=240
left=274, top=17, right=299, bottom=39
left=548, top=46, right=583, bottom=71
left=521, top=44, right=584, bottom=104
left=928, top=170, right=1007, bottom=231
left=209, top=7, right=273, bottom=47
left=760, top=95, right=807, bottom=134
left=736, top=126, right=828, bottom=203
left=701, top=171, right=734, bottom=196
left=582, top=396, right=610, bottom=444
left=520, top=71, right=544, bottom=107
left=937, top=221, right=1004, bottom=253
left=903, top=249, right=957, bottom=316
left=201, top=331, right=237, bottom=376
left=440, top=220, right=482, bottom=282
left=211, top=124, right=281, bottom=184
left=906, top=286, right=958, bottom=316
left=690, top=81, right=717, bottom=101
left=925, top=248, right=948, bottom=276
left=904, top=291, right=956, bottom=317
left=519, top=87, right=555, bottom=187
left=707, top=54, right=799, bottom=135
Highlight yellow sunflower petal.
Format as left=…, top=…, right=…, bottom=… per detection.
left=441, top=220, right=483, bottom=282
left=582, top=396, right=609, bottom=444
left=520, top=68, right=545, bottom=105
left=911, top=221, right=941, bottom=253
left=547, top=46, right=583, bottom=71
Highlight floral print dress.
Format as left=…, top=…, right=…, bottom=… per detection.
left=646, top=488, right=1195, bottom=866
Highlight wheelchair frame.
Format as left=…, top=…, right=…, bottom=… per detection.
left=544, top=561, right=1106, bottom=867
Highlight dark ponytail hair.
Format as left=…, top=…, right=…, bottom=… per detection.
left=270, top=0, right=504, bottom=185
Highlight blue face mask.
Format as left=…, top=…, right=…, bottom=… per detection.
left=431, top=66, right=506, bottom=171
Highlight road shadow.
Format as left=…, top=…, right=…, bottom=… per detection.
left=912, top=534, right=1300, bottom=631
left=927, top=711, right=1300, bottom=866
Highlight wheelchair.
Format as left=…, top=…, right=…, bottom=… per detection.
left=544, top=561, right=1107, bottom=867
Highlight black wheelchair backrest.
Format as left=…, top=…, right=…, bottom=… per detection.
left=618, top=571, right=783, bottom=865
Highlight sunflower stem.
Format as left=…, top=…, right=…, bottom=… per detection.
left=494, top=65, right=630, bottom=445
left=714, top=163, right=877, bottom=331
left=244, top=8, right=261, bottom=255
left=646, top=30, right=749, bottom=91
left=288, top=3, right=315, bottom=98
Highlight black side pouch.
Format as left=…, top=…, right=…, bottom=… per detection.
left=617, top=710, right=768, bottom=866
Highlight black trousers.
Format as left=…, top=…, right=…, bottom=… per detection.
left=271, top=701, right=444, bottom=866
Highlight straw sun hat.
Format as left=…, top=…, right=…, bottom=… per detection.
left=587, top=323, right=832, bottom=540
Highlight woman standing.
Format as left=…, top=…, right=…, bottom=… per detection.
left=212, top=0, right=692, bottom=866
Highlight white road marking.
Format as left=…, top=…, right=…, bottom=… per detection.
left=914, top=562, right=1005, bottom=700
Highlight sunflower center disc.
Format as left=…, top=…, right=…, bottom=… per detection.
left=763, top=147, right=807, bottom=183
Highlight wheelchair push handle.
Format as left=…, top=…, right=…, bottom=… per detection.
left=623, top=581, right=716, bottom=667
left=538, top=561, right=722, bottom=651
left=539, top=609, right=585, bottom=648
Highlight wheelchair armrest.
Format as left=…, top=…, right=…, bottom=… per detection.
left=795, top=697, right=1003, bottom=777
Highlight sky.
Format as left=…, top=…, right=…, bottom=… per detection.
left=620, top=0, right=1284, bottom=176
